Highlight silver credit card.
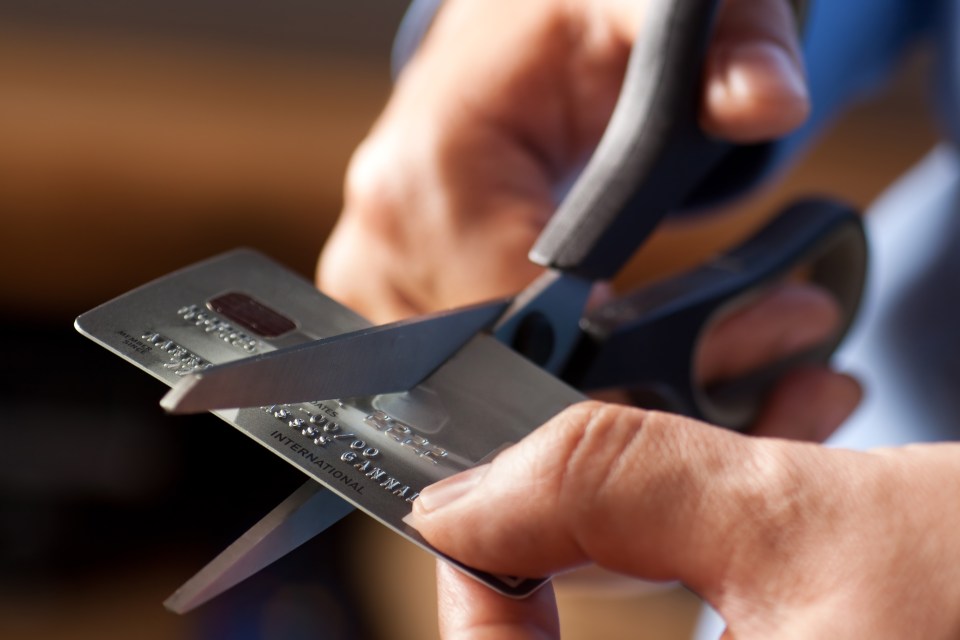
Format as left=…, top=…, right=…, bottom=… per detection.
left=75, top=249, right=584, bottom=597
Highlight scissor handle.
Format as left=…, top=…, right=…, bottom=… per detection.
left=563, top=199, right=868, bottom=429
left=530, top=0, right=772, bottom=281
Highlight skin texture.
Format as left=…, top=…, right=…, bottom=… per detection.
left=315, top=0, right=960, bottom=637
left=409, top=404, right=960, bottom=639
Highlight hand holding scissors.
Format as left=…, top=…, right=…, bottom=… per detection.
left=159, top=0, right=868, bottom=616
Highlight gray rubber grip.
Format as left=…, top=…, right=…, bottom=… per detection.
left=564, top=199, right=867, bottom=429
left=529, top=0, right=762, bottom=280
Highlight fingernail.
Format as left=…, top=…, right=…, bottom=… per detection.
left=415, top=463, right=491, bottom=515
left=727, top=41, right=807, bottom=103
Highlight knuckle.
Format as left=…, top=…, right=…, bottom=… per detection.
left=547, top=401, right=655, bottom=517
left=725, top=441, right=810, bottom=549
left=342, top=136, right=405, bottom=236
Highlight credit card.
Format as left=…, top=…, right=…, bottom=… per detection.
left=75, top=249, right=584, bottom=597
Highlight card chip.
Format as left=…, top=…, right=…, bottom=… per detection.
left=208, top=292, right=296, bottom=338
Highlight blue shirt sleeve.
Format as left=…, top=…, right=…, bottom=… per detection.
left=774, top=0, right=933, bottom=169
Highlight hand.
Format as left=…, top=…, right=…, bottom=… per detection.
left=407, top=404, right=960, bottom=639
left=403, top=277, right=882, bottom=638
left=318, top=0, right=809, bottom=322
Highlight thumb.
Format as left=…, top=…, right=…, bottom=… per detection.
left=406, top=401, right=809, bottom=598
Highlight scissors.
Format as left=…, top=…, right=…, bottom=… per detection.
left=161, top=0, right=866, bottom=611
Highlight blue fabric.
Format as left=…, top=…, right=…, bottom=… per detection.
left=773, top=0, right=934, bottom=169
left=391, top=0, right=443, bottom=79
left=934, top=0, right=960, bottom=141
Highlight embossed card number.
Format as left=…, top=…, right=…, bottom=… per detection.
left=75, top=249, right=583, bottom=598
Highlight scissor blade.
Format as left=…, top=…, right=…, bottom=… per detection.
left=164, top=481, right=354, bottom=614
left=162, top=298, right=509, bottom=413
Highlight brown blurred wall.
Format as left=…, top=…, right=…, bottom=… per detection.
left=1, top=1, right=406, bottom=322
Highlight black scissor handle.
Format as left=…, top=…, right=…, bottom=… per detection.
left=563, top=199, right=868, bottom=429
left=530, top=0, right=772, bottom=281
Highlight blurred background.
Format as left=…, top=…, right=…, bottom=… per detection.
left=0, top=1, right=938, bottom=638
